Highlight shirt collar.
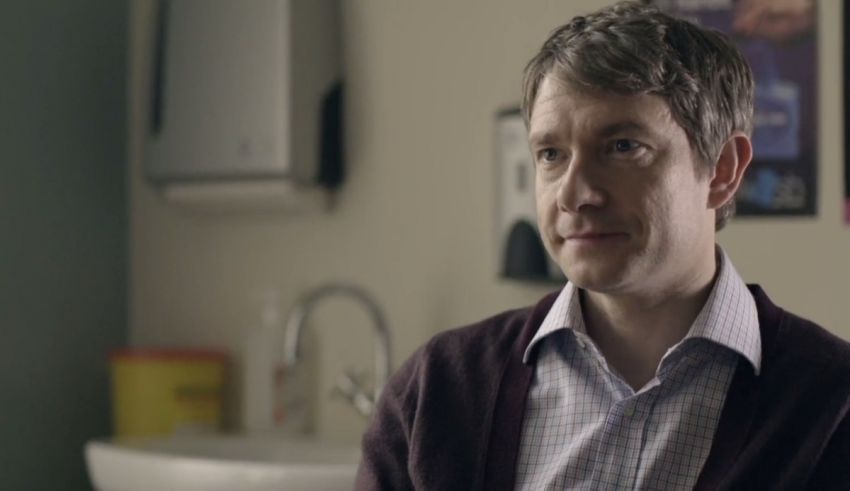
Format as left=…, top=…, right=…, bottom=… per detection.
left=685, top=247, right=761, bottom=374
left=522, top=281, right=583, bottom=364
left=522, top=247, right=762, bottom=374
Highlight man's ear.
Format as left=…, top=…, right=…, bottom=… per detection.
left=707, top=133, right=753, bottom=210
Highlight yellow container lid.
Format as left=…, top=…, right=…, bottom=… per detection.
left=109, top=348, right=228, bottom=363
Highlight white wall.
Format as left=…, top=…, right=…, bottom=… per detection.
left=129, top=1, right=848, bottom=442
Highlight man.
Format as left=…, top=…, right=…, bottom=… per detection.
left=356, top=2, right=850, bottom=489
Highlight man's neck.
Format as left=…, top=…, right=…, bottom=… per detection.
left=581, top=257, right=719, bottom=391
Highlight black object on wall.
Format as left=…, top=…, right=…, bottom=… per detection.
left=318, top=82, right=345, bottom=190
left=503, top=220, right=551, bottom=280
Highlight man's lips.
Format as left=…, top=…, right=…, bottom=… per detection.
left=559, top=231, right=629, bottom=245
left=565, top=232, right=627, bottom=240
left=553, top=221, right=629, bottom=243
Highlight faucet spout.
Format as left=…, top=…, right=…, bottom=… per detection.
left=283, top=283, right=392, bottom=411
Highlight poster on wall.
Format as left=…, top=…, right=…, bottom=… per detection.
left=845, top=0, right=850, bottom=224
left=654, top=0, right=818, bottom=217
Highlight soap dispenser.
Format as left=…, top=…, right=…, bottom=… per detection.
left=239, top=291, right=282, bottom=432
left=241, top=290, right=312, bottom=434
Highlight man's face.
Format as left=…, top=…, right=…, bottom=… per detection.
left=528, top=76, right=716, bottom=296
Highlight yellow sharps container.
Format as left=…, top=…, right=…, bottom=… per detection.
left=110, top=349, right=228, bottom=437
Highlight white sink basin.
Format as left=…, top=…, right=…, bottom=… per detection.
left=85, top=434, right=361, bottom=491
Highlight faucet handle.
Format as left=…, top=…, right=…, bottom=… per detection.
left=333, top=369, right=374, bottom=418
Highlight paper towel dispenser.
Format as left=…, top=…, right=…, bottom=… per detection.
left=146, top=0, right=344, bottom=199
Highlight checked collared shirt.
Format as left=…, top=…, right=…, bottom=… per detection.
left=515, top=249, right=761, bottom=490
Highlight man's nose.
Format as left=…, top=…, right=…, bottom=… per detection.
left=556, top=154, right=606, bottom=213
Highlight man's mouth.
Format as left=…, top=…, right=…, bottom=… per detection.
left=562, top=231, right=629, bottom=245
left=565, top=231, right=626, bottom=239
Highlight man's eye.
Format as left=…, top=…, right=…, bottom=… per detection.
left=614, top=139, right=640, bottom=152
left=538, top=148, right=561, bottom=163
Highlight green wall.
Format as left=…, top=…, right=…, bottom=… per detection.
left=0, top=1, right=128, bottom=489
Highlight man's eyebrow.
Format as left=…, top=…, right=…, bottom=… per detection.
left=598, top=121, right=656, bottom=138
left=527, top=131, right=559, bottom=147
left=528, top=121, right=661, bottom=146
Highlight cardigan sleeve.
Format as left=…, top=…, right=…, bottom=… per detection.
left=354, top=348, right=422, bottom=491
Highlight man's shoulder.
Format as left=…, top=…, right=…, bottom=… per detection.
left=377, top=300, right=547, bottom=418
left=392, top=290, right=560, bottom=387
left=773, top=307, right=850, bottom=372
left=424, top=304, right=535, bottom=356
left=749, top=284, right=850, bottom=371
left=395, top=305, right=533, bottom=384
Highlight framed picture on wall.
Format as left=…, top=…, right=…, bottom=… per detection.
left=653, top=0, right=818, bottom=217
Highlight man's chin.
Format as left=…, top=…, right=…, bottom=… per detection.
left=562, top=263, right=629, bottom=293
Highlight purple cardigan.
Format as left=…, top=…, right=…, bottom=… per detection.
left=355, top=285, right=850, bottom=490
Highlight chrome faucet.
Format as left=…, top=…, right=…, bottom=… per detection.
left=283, top=283, right=391, bottom=417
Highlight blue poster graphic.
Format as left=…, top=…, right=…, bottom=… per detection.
left=654, top=0, right=817, bottom=216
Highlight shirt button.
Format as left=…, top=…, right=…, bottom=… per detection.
left=624, top=405, right=635, bottom=417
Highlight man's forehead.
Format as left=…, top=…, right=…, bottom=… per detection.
left=528, top=77, right=677, bottom=140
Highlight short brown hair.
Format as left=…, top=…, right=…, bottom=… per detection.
left=521, top=1, right=754, bottom=230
